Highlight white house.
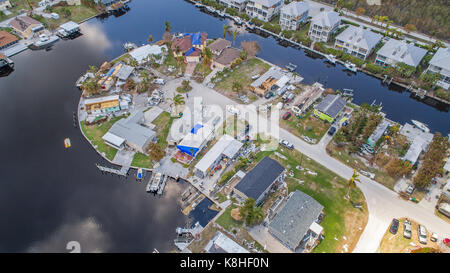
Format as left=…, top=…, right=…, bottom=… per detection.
left=218, top=0, right=248, bottom=12
left=279, top=1, right=309, bottom=31
left=375, top=39, right=427, bottom=68
left=129, top=44, right=167, bottom=65
left=308, top=11, right=341, bottom=42
left=246, top=0, right=283, bottom=22
left=334, top=26, right=382, bottom=60
left=425, top=47, right=450, bottom=90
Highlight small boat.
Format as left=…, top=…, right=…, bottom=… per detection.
left=137, top=168, right=143, bottom=180
left=205, top=6, right=216, bottom=14
left=217, top=10, right=225, bottom=17
left=233, top=16, right=243, bottom=25
left=148, top=172, right=163, bottom=193
left=411, top=120, right=430, bottom=133
left=31, top=34, right=59, bottom=49
left=342, top=88, right=354, bottom=97
left=344, top=61, right=357, bottom=73
left=324, top=54, right=336, bottom=65
left=246, top=21, right=255, bottom=30
left=285, top=62, right=297, bottom=72
left=64, top=138, right=71, bottom=148
left=123, top=42, right=137, bottom=51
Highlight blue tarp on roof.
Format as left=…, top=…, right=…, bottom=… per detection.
left=190, top=33, right=202, bottom=45
left=176, top=145, right=200, bottom=157
left=185, top=47, right=196, bottom=56
left=191, top=124, right=204, bottom=134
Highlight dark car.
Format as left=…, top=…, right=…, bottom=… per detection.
left=264, top=91, right=274, bottom=99
left=282, top=112, right=291, bottom=120
left=389, top=218, right=399, bottom=234
left=328, top=126, right=337, bottom=136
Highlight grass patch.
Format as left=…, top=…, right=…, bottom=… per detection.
left=151, top=111, right=174, bottom=149
left=280, top=109, right=330, bottom=142
left=80, top=116, right=124, bottom=161
left=131, top=152, right=153, bottom=169
left=215, top=204, right=243, bottom=232
left=37, top=5, right=98, bottom=29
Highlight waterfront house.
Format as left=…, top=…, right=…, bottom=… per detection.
left=399, top=122, right=433, bottom=165
left=103, top=111, right=156, bottom=153
left=207, top=38, right=231, bottom=56
left=129, top=44, right=167, bottom=65
left=291, top=82, right=324, bottom=115
left=0, top=0, right=11, bottom=11
left=176, top=123, right=215, bottom=158
left=308, top=11, right=341, bottom=43
left=9, top=16, right=44, bottom=39
left=194, top=134, right=243, bottom=178
left=212, top=47, right=241, bottom=69
left=0, top=30, right=19, bottom=50
left=268, top=190, right=324, bottom=253
left=204, top=231, right=249, bottom=253
left=234, top=156, right=285, bottom=205
left=84, top=95, right=121, bottom=115
left=367, top=119, right=390, bottom=147
left=218, top=0, right=248, bottom=12
left=334, top=26, right=382, bottom=60
left=375, top=39, right=427, bottom=68
left=57, top=21, right=80, bottom=37
left=425, top=47, right=450, bottom=90
left=245, top=0, right=283, bottom=22
left=250, top=67, right=284, bottom=96
left=171, top=33, right=207, bottom=62
left=313, top=94, right=346, bottom=122
left=279, top=1, right=309, bottom=31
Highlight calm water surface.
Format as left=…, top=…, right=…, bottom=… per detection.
left=0, top=0, right=448, bottom=253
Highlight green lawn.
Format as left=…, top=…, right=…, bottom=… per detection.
left=215, top=204, right=243, bottom=232
left=131, top=152, right=153, bottom=169
left=80, top=116, right=124, bottom=161
left=151, top=111, right=174, bottom=149
left=281, top=109, right=330, bottom=142
left=253, top=145, right=368, bottom=253
left=36, top=5, right=98, bottom=29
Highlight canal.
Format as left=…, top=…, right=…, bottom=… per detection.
left=0, top=0, right=448, bottom=253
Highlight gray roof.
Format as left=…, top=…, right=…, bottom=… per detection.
left=106, top=111, right=155, bottom=150
left=311, top=11, right=341, bottom=28
left=429, top=47, right=450, bottom=70
left=269, top=190, right=323, bottom=250
left=377, top=39, right=427, bottom=67
left=400, top=123, right=433, bottom=144
left=368, top=119, right=390, bottom=144
left=207, top=38, right=231, bottom=55
left=116, top=64, right=134, bottom=81
left=315, top=94, right=346, bottom=118
left=250, top=67, right=284, bottom=88
left=281, top=1, right=309, bottom=17
left=251, top=0, right=282, bottom=7
left=204, top=231, right=249, bottom=253
left=234, top=157, right=285, bottom=201
left=402, top=137, right=427, bottom=164
left=336, top=25, right=382, bottom=51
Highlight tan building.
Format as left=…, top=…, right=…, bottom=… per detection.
left=84, top=95, right=120, bottom=114
left=0, top=0, right=12, bottom=11
left=212, top=47, right=241, bottom=69
left=9, top=16, right=44, bottom=39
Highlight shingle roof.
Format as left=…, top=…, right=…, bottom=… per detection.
left=311, top=11, right=341, bottom=28
left=9, top=16, right=41, bottom=32
left=234, top=157, right=285, bottom=201
left=214, top=47, right=241, bottom=66
left=269, top=190, right=323, bottom=250
left=315, top=94, right=346, bottom=118
left=251, top=0, right=282, bottom=7
left=377, top=39, right=427, bottom=67
left=204, top=231, right=249, bottom=253
left=336, top=25, right=382, bottom=51
left=429, top=47, right=450, bottom=70
left=207, top=38, right=231, bottom=55
left=281, top=1, right=309, bottom=17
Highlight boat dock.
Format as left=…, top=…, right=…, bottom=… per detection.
left=96, top=164, right=129, bottom=176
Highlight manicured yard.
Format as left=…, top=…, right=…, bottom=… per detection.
left=281, top=109, right=330, bottom=142
left=131, top=152, right=153, bottom=169
left=80, top=116, right=124, bottom=161
left=34, top=5, right=99, bottom=29
left=215, top=204, right=243, bottom=232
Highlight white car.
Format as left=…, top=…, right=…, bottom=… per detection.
left=226, top=105, right=240, bottom=115
left=279, top=139, right=294, bottom=150
left=418, top=225, right=427, bottom=245
left=430, top=232, right=438, bottom=242
left=251, top=74, right=260, bottom=80
left=152, top=78, right=165, bottom=85
left=403, top=220, right=412, bottom=239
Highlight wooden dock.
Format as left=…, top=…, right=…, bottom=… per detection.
left=96, top=164, right=129, bottom=176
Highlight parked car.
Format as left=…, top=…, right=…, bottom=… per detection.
left=438, top=202, right=450, bottom=218
left=389, top=218, right=399, bottom=234
left=152, top=78, right=165, bottom=85
left=226, top=105, right=240, bottom=115
left=279, top=139, right=294, bottom=150
left=406, top=185, right=415, bottom=195
left=251, top=74, right=260, bottom=80
left=282, top=112, right=291, bottom=120
left=418, top=225, right=427, bottom=244
left=430, top=232, right=438, bottom=242
left=328, top=126, right=337, bottom=136
left=403, top=219, right=412, bottom=239
left=264, top=91, right=274, bottom=99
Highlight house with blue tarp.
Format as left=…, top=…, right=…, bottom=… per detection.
left=176, top=123, right=214, bottom=157
left=171, top=32, right=207, bottom=62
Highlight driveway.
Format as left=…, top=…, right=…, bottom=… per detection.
left=247, top=225, right=292, bottom=253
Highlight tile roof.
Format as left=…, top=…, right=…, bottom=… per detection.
left=214, top=47, right=241, bottom=66
left=9, top=16, right=42, bottom=32
left=207, top=38, right=231, bottom=55
left=0, top=30, right=18, bottom=48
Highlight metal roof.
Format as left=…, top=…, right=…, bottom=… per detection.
left=311, top=11, right=341, bottom=28
left=205, top=231, right=249, bottom=253
left=195, top=135, right=241, bottom=173
left=250, top=67, right=284, bottom=88
left=84, top=95, right=120, bottom=105
left=281, top=1, right=309, bottom=17
left=268, top=190, right=323, bottom=251
left=102, top=132, right=125, bottom=147
left=402, top=137, right=427, bottom=164
left=234, top=157, right=285, bottom=201
left=129, top=45, right=164, bottom=63
left=368, top=119, right=390, bottom=144
left=115, top=64, right=134, bottom=81
left=429, top=47, right=450, bottom=71
left=314, top=94, right=346, bottom=118
left=336, top=25, right=382, bottom=51
left=377, top=39, right=427, bottom=67
left=59, top=21, right=80, bottom=32
left=251, top=0, right=282, bottom=7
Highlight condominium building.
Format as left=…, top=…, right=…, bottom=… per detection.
left=279, top=1, right=309, bottom=31
left=308, top=11, right=341, bottom=42
left=246, top=0, right=283, bottom=22
left=334, top=25, right=382, bottom=60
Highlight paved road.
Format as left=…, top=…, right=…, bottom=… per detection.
left=186, top=81, right=450, bottom=252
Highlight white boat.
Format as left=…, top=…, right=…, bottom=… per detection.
left=324, top=54, right=336, bottom=64
left=342, top=88, right=354, bottom=97
left=411, top=120, right=430, bottom=133
left=123, top=42, right=137, bottom=51
left=344, top=61, right=357, bottom=73
left=233, top=16, right=243, bottom=25
left=217, top=10, right=225, bottom=17
left=148, top=172, right=163, bottom=193
left=31, top=34, right=59, bottom=48
left=285, top=63, right=297, bottom=72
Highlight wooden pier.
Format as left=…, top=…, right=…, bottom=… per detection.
left=96, top=164, right=129, bottom=176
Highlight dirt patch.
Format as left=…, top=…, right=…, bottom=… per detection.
left=335, top=206, right=368, bottom=253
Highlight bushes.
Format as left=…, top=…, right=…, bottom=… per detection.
left=262, top=22, right=281, bottom=34
left=250, top=17, right=264, bottom=27
left=433, top=88, right=450, bottom=102
left=365, top=63, right=384, bottom=74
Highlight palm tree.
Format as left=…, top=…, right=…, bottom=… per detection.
left=232, top=29, right=239, bottom=46
left=345, top=170, right=361, bottom=200
left=232, top=81, right=242, bottom=93
left=172, top=94, right=185, bottom=106
left=88, top=65, right=98, bottom=74
left=140, top=70, right=150, bottom=83
left=223, top=24, right=232, bottom=39
left=148, top=34, right=154, bottom=44
left=372, top=15, right=378, bottom=25
left=164, top=21, right=172, bottom=33
left=202, top=47, right=213, bottom=68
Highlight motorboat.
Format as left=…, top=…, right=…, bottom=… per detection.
left=285, top=63, right=297, bottom=72
left=31, top=34, right=59, bottom=49
left=342, top=88, right=354, bottom=97
left=324, top=54, right=336, bottom=64
left=123, top=42, right=137, bottom=51
left=137, top=168, right=143, bottom=180
left=411, top=120, right=430, bottom=133
left=64, top=138, right=71, bottom=148
left=344, top=61, right=357, bottom=73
